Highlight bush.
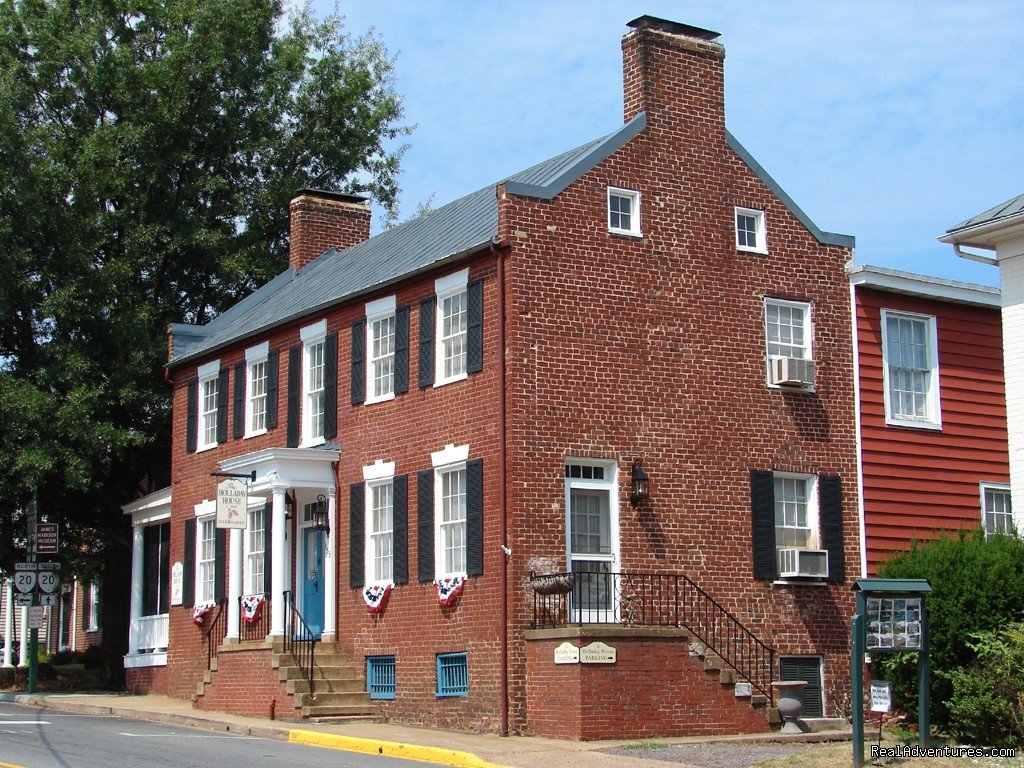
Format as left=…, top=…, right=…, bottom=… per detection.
left=875, top=530, right=1024, bottom=730
left=945, top=623, right=1024, bottom=747
left=79, top=645, right=101, bottom=669
left=50, top=649, right=75, bottom=665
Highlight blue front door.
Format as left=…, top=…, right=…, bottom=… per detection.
left=302, top=528, right=325, bottom=637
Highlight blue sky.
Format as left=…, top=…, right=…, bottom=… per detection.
left=318, top=1, right=1023, bottom=288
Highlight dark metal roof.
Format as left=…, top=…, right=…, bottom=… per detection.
left=946, top=192, right=1024, bottom=235
left=852, top=578, right=932, bottom=594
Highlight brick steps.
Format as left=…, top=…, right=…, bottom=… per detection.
left=687, top=639, right=777, bottom=723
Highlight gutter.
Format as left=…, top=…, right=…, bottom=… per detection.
left=952, top=243, right=997, bottom=266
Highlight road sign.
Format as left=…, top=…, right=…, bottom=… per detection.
left=14, top=593, right=36, bottom=607
left=37, top=562, right=61, bottom=570
left=27, top=606, right=44, bottom=629
left=14, top=571, right=37, bottom=593
left=35, top=523, right=59, bottom=554
left=38, top=594, right=57, bottom=607
left=15, top=562, right=38, bottom=571
left=37, top=570, right=59, bottom=594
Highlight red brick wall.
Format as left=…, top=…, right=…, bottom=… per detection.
left=856, top=287, right=1008, bottom=573
left=195, top=646, right=296, bottom=719
left=525, top=632, right=771, bottom=739
left=125, top=664, right=168, bottom=695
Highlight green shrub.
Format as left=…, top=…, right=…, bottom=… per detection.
left=944, top=623, right=1024, bottom=747
left=50, top=649, right=75, bottom=665
left=79, top=645, right=101, bottom=669
left=875, top=530, right=1024, bottom=729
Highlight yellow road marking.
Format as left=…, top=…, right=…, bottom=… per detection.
left=0, top=760, right=28, bottom=768
left=288, top=730, right=509, bottom=768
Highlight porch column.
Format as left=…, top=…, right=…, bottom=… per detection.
left=227, top=528, right=243, bottom=641
left=18, top=606, right=28, bottom=666
left=321, top=490, right=338, bottom=643
left=2, top=579, right=13, bottom=667
left=269, top=486, right=287, bottom=637
left=129, top=525, right=144, bottom=654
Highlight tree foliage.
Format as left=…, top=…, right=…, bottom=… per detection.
left=0, top=0, right=407, bottom=682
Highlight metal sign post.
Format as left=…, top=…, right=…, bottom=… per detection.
left=25, top=492, right=38, bottom=695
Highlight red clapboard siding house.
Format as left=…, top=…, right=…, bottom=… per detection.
left=132, top=17, right=862, bottom=738
left=849, top=265, right=1011, bottom=575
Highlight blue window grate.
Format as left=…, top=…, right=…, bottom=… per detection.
left=367, top=655, right=396, bottom=700
left=436, top=652, right=468, bottom=697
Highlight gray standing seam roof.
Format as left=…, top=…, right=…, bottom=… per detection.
left=170, top=110, right=851, bottom=366
left=946, top=193, right=1024, bottom=235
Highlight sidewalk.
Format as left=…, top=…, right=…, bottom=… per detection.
left=0, top=691, right=850, bottom=768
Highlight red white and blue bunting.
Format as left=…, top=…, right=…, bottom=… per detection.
left=240, top=593, right=266, bottom=624
left=191, top=601, right=216, bottom=626
left=362, top=581, right=393, bottom=613
left=434, top=575, right=465, bottom=606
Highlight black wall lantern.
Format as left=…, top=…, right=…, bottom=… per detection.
left=630, top=458, right=650, bottom=507
left=311, top=494, right=330, bottom=534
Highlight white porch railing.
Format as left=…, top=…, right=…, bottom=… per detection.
left=130, top=614, right=168, bottom=652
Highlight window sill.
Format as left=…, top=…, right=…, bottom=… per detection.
left=365, top=392, right=396, bottom=406
left=884, top=417, right=942, bottom=431
left=434, top=372, right=468, bottom=389
left=737, top=245, right=768, bottom=255
left=436, top=692, right=469, bottom=699
left=772, top=579, right=828, bottom=588
left=608, top=228, right=643, bottom=239
left=196, top=443, right=217, bottom=454
left=767, top=382, right=816, bottom=393
left=299, top=437, right=326, bottom=449
left=243, top=428, right=268, bottom=440
left=86, top=627, right=100, bottom=633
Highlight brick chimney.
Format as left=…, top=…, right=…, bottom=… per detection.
left=289, top=189, right=372, bottom=273
left=622, top=16, right=726, bottom=139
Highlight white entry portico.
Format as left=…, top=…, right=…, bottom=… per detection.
left=218, top=446, right=340, bottom=643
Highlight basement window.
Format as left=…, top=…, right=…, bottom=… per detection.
left=436, top=652, right=468, bottom=698
left=367, top=655, right=396, bottom=700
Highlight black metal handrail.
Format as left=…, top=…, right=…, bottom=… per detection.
left=237, top=593, right=270, bottom=642
left=283, top=590, right=317, bottom=700
left=204, top=599, right=228, bottom=671
left=530, top=570, right=775, bottom=702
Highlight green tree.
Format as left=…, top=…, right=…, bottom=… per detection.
left=0, top=0, right=407, bottom=685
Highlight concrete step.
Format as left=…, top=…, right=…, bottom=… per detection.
left=278, top=663, right=361, bottom=681
left=303, top=703, right=378, bottom=719
left=750, top=694, right=768, bottom=707
left=719, top=668, right=737, bottom=685
left=296, top=690, right=373, bottom=708
left=287, top=677, right=365, bottom=695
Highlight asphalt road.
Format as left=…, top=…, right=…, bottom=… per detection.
left=0, top=702, right=428, bottom=768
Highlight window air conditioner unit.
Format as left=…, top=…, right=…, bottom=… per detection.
left=770, top=356, right=816, bottom=387
left=778, top=548, right=829, bottom=579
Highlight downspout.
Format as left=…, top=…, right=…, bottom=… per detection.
left=490, top=237, right=511, bottom=736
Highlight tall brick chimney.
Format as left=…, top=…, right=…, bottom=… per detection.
left=289, top=189, right=372, bottom=273
left=622, top=16, right=726, bottom=138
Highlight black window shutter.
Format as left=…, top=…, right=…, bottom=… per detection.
left=216, top=368, right=229, bottom=443
left=265, top=350, right=280, bottom=429
left=351, top=319, right=366, bottom=405
left=350, top=482, right=365, bottom=589
left=232, top=361, right=246, bottom=439
left=417, top=469, right=435, bottom=582
left=214, top=527, right=226, bottom=602
left=418, top=297, right=436, bottom=389
left=467, top=279, right=484, bottom=374
left=819, top=475, right=845, bottom=584
left=158, top=522, right=170, bottom=614
left=143, top=525, right=159, bottom=616
left=751, top=470, right=777, bottom=580
left=182, top=519, right=196, bottom=607
left=393, top=475, right=409, bottom=584
left=185, top=381, right=198, bottom=453
left=286, top=345, right=300, bottom=448
left=395, top=306, right=410, bottom=394
left=262, top=500, right=273, bottom=594
left=324, top=331, right=338, bottom=440
left=82, top=586, right=91, bottom=630
left=780, top=657, right=823, bottom=717
left=466, top=458, right=484, bottom=576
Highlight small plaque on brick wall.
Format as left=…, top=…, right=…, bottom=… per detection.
left=554, top=642, right=580, bottom=665
left=580, top=641, right=616, bottom=664
left=170, top=562, right=184, bottom=606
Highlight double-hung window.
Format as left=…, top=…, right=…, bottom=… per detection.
left=245, top=342, right=269, bottom=437
left=86, top=582, right=100, bottom=632
left=363, top=459, right=397, bottom=584
left=774, top=474, right=818, bottom=551
left=764, top=299, right=814, bottom=388
left=197, top=360, right=220, bottom=451
left=981, top=483, right=1013, bottom=537
left=736, top=207, right=767, bottom=253
left=366, top=297, right=397, bottom=404
left=881, top=310, right=941, bottom=429
left=435, top=270, right=469, bottom=386
left=432, top=443, right=469, bottom=578
left=245, top=505, right=266, bottom=594
left=196, top=516, right=216, bottom=604
left=301, top=320, right=327, bottom=445
left=607, top=187, right=641, bottom=236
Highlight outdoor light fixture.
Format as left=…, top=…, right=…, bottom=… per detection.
left=284, top=489, right=297, bottom=520
left=311, top=494, right=330, bottom=533
left=630, top=459, right=650, bottom=507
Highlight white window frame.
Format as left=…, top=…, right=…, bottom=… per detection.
left=764, top=298, right=813, bottom=387
left=980, top=483, right=1015, bottom=537
left=434, top=269, right=470, bottom=387
left=193, top=501, right=217, bottom=604
left=880, top=309, right=941, bottom=430
left=432, top=443, right=470, bottom=579
left=86, top=582, right=100, bottom=632
left=196, top=359, right=220, bottom=452
left=365, top=296, right=397, bottom=405
left=244, top=342, right=269, bottom=439
left=735, top=206, right=767, bottom=254
left=364, top=459, right=397, bottom=584
left=300, top=319, right=327, bottom=447
left=773, top=472, right=819, bottom=552
left=607, top=187, right=641, bottom=237
left=245, top=504, right=267, bottom=595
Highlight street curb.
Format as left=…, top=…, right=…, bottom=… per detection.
left=289, top=729, right=510, bottom=768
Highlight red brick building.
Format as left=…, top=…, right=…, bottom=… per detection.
left=849, top=265, right=1010, bottom=575
left=135, top=17, right=863, bottom=738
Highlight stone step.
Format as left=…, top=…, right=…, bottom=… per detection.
left=703, top=656, right=723, bottom=671
left=719, top=668, right=737, bottom=685
left=278, top=664, right=361, bottom=681
left=287, top=677, right=365, bottom=695
left=296, top=690, right=373, bottom=708
left=750, top=694, right=768, bottom=707
left=303, top=703, right=378, bottom=719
